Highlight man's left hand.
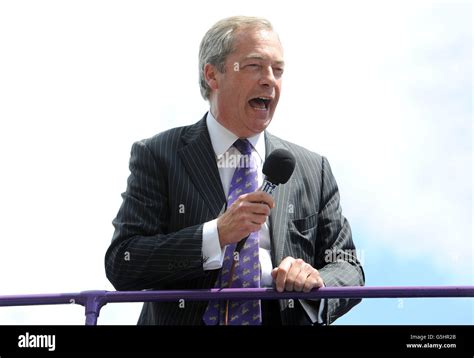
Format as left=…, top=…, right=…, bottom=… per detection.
left=271, top=257, right=324, bottom=292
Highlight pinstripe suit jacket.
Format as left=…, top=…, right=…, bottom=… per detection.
left=105, top=114, right=365, bottom=325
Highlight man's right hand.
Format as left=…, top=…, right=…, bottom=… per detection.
left=217, top=191, right=275, bottom=248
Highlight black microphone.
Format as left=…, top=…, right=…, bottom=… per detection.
left=235, top=148, right=296, bottom=253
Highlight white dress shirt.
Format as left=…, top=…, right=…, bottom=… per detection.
left=202, top=111, right=273, bottom=287
left=201, top=111, right=325, bottom=323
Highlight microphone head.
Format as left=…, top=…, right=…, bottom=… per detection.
left=263, top=148, right=296, bottom=185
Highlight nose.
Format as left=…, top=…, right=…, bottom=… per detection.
left=258, top=66, right=277, bottom=88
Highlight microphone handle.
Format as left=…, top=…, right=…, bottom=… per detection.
left=234, top=179, right=278, bottom=253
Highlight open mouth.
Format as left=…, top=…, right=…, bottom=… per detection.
left=248, top=97, right=272, bottom=111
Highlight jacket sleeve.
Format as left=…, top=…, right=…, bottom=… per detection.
left=314, top=156, right=365, bottom=324
left=105, top=140, right=207, bottom=291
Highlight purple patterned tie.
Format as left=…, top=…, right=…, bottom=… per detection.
left=203, top=139, right=262, bottom=325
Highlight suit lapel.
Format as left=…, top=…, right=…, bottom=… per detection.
left=265, top=132, right=293, bottom=266
left=178, top=116, right=226, bottom=218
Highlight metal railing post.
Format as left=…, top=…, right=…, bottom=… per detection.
left=79, top=290, right=107, bottom=326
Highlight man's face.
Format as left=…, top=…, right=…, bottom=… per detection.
left=209, top=27, right=284, bottom=138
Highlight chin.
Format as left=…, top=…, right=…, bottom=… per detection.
left=248, top=118, right=272, bottom=134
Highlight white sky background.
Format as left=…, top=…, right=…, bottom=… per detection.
left=0, top=1, right=471, bottom=324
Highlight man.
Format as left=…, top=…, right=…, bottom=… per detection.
left=105, top=16, right=364, bottom=325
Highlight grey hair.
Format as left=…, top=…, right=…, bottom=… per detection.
left=198, top=16, right=274, bottom=100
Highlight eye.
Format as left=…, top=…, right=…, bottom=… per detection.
left=246, top=63, right=261, bottom=69
left=273, top=67, right=284, bottom=76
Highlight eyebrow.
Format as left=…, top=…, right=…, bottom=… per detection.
left=242, top=55, right=285, bottom=66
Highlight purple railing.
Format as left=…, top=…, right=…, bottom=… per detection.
left=0, top=286, right=473, bottom=325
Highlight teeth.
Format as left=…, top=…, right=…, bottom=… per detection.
left=249, top=97, right=271, bottom=111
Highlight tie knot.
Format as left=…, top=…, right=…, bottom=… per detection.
left=233, top=139, right=253, bottom=155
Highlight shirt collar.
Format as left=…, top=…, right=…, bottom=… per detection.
left=206, top=111, right=266, bottom=163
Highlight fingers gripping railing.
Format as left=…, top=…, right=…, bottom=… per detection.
left=0, top=286, right=473, bottom=325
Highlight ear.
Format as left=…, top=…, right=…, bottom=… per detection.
left=204, top=63, right=219, bottom=92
